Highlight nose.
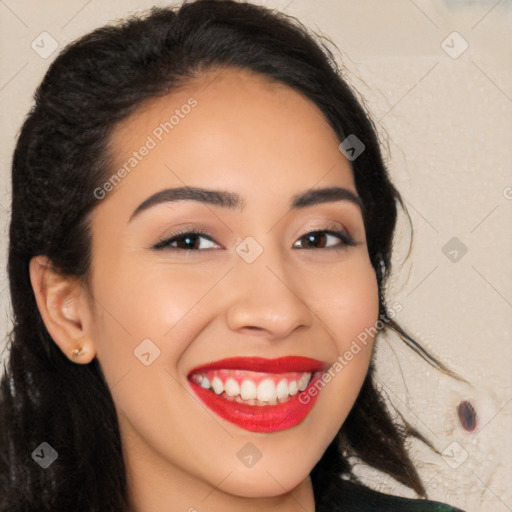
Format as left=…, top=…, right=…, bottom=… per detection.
left=224, top=249, right=314, bottom=340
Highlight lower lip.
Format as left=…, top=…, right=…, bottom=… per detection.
left=189, top=375, right=321, bottom=433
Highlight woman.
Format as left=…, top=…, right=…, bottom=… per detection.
left=0, top=1, right=466, bottom=510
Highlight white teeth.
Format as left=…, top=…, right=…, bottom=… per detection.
left=298, top=373, right=310, bottom=391
left=225, top=378, right=240, bottom=397
left=240, top=379, right=257, bottom=400
left=211, top=376, right=224, bottom=395
left=257, top=379, right=277, bottom=403
left=194, top=371, right=313, bottom=403
left=276, top=379, right=289, bottom=400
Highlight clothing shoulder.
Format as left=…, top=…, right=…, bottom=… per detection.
left=316, top=477, right=466, bottom=512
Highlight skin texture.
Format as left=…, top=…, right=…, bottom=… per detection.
left=29, top=67, right=380, bottom=512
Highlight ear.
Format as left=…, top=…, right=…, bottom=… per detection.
left=29, top=255, right=96, bottom=364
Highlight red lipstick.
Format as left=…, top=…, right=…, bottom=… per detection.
left=190, top=356, right=325, bottom=373
left=188, top=356, right=326, bottom=433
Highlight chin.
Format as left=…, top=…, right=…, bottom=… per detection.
left=214, top=462, right=312, bottom=498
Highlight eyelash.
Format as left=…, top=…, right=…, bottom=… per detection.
left=152, top=227, right=357, bottom=252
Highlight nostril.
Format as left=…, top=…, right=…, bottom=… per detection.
left=457, top=399, right=477, bottom=433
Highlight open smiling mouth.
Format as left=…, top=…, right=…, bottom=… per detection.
left=187, top=356, right=326, bottom=433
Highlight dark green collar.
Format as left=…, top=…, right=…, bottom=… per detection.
left=315, top=477, right=465, bottom=512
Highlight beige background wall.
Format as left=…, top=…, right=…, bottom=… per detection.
left=1, top=1, right=510, bottom=511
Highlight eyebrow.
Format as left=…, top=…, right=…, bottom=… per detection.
left=128, top=185, right=364, bottom=223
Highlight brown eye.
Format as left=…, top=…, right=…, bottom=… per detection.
left=153, top=229, right=220, bottom=251
left=293, top=229, right=356, bottom=250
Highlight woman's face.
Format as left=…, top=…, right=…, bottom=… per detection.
left=86, top=67, right=379, bottom=508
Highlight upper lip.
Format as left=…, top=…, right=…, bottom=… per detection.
left=188, top=356, right=328, bottom=376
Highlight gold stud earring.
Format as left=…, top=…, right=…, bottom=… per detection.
left=72, top=348, right=85, bottom=357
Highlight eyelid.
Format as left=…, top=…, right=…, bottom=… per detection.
left=152, top=227, right=220, bottom=251
left=151, top=223, right=358, bottom=252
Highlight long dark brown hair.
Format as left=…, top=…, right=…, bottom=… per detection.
left=0, top=1, right=465, bottom=510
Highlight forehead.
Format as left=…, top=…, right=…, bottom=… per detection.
left=109, top=66, right=341, bottom=160
left=101, top=66, right=356, bottom=215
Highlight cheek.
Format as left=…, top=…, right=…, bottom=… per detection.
left=300, top=257, right=379, bottom=421
left=88, top=257, right=228, bottom=404
left=90, top=260, right=212, bottom=346
left=299, top=256, right=379, bottom=401
left=313, top=257, right=380, bottom=351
